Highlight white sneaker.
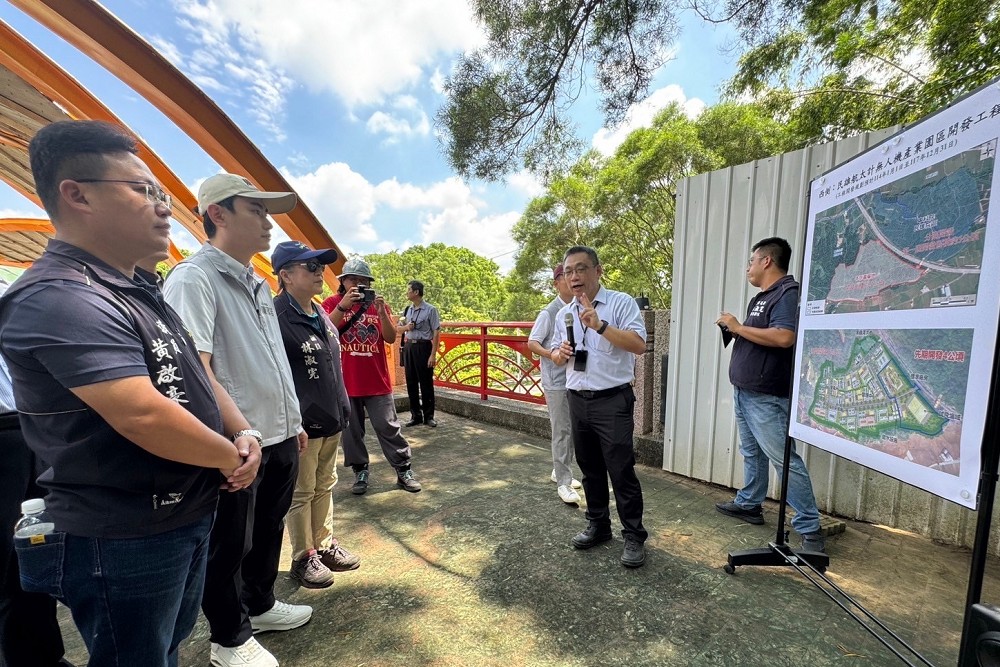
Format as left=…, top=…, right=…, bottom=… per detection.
left=210, top=637, right=278, bottom=667
left=249, top=600, right=313, bottom=633
left=551, top=470, right=582, bottom=489
left=557, top=484, right=581, bottom=504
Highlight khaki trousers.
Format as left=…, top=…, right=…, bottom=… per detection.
left=286, top=433, right=341, bottom=561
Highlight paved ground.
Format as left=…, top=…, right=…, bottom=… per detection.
left=58, top=412, right=999, bottom=666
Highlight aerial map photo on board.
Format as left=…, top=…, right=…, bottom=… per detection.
left=805, top=140, right=995, bottom=315
left=798, top=329, right=972, bottom=475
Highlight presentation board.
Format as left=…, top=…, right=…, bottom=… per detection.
left=791, top=80, right=1000, bottom=509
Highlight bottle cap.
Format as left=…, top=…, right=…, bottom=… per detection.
left=20, top=498, right=45, bottom=514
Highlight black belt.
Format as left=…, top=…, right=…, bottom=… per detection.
left=569, top=384, right=630, bottom=399
left=408, top=339, right=433, bottom=344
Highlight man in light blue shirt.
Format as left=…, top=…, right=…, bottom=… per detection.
left=551, top=246, right=648, bottom=568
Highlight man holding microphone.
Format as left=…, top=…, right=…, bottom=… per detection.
left=550, top=246, right=649, bottom=568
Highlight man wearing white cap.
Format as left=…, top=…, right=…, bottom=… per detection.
left=163, top=174, right=309, bottom=667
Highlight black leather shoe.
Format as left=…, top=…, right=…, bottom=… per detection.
left=715, top=501, right=765, bottom=525
left=404, top=418, right=423, bottom=427
left=621, top=536, right=646, bottom=568
left=572, top=522, right=613, bottom=549
left=425, top=418, right=438, bottom=427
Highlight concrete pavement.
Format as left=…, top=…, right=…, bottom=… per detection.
left=58, top=410, right=998, bottom=666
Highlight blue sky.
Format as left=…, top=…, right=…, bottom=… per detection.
left=0, top=1, right=737, bottom=272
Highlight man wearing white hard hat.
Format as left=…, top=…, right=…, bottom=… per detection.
left=163, top=173, right=310, bottom=667
left=322, top=258, right=422, bottom=495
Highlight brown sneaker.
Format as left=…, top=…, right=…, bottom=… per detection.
left=318, top=544, right=361, bottom=571
left=289, top=552, right=334, bottom=589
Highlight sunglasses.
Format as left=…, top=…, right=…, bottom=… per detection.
left=288, top=260, right=324, bottom=273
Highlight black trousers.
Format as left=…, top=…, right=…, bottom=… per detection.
left=0, top=414, right=66, bottom=666
left=568, top=386, right=648, bottom=542
left=201, top=436, right=298, bottom=647
left=404, top=340, right=436, bottom=421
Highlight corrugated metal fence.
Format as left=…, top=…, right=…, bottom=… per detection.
left=665, top=127, right=995, bottom=552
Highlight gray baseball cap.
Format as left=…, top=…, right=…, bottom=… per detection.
left=197, top=173, right=297, bottom=215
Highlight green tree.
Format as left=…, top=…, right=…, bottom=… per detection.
left=694, top=102, right=796, bottom=165
left=508, top=101, right=794, bottom=307
left=364, top=243, right=508, bottom=321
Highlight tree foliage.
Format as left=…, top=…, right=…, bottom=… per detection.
left=441, top=0, right=998, bottom=180
left=508, top=102, right=793, bottom=308
left=438, top=0, right=680, bottom=181
left=364, top=243, right=508, bottom=321
left=718, top=0, right=1000, bottom=144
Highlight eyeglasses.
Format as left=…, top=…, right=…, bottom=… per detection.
left=75, top=179, right=172, bottom=209
left=747, top=255, right=766, bottom=267
left=563, top=264, right=594, bottom=277
left=289, top=260, right=323, bottom=273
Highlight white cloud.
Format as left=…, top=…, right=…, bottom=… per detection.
left=285, top=151, right=312, bottom=171
left=429, top=68, right=446, bottom=95
left=0, top=205, right=46, bottom=218
left=167, top=0, right=296, bottom=141
left=375, top=177, right=483, bottom=211
left=169, top=221, right=202, bottom=252
left=149, top=36, right=185, bottom=68
left=281, top=162, right=379, bottom=245
left=170, top=0, right=485, bottom=109
left=365, top=99, right=431, bottom=143
left=591, top=84, right=706, bottom=155
left=507, top=169, right=545, bottom=198
left=420, top=209, right=520, bottom=269
left=279, top=163, right=519, bottom=271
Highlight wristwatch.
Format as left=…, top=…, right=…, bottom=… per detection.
left=336, top=304, right=350, bottom=313
left=231, top=429, right=263, bottom=447
left=596, top=320, right=609, bottom=335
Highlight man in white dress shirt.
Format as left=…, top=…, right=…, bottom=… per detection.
left=551, top=246, right=648, bottom=568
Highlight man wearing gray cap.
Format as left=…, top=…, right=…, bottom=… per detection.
left=322, top=258, right=421, bottom=495
left=163, top=174, right=310, bottom=667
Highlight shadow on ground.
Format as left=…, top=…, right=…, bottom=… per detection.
left=59, top=414, right=997, bottom=666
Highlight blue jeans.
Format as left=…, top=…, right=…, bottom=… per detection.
left=16, top=512, right=212, bottom=667
left=732, top=387, right=821, bottom=536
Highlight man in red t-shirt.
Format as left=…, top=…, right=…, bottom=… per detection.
left=322, top=258, right=421, bottom=494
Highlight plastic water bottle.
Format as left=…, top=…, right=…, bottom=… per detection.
left=13, top=498, right=55, bottom=539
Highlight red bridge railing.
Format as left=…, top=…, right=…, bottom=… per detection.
left=434, top=321, right=544, bottom=404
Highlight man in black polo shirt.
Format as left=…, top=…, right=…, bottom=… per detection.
left=0, top=120, right=261, bottom=667
left=714, top=237, right=824, bottom=552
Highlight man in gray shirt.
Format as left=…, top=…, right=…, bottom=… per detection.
left=400, top=280, right=441, bottom=427
left=164, top=174, right=310, bottom=667
left=528, top=264, right=582, bottom=505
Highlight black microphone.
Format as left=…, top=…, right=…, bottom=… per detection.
left=563, top=312, right=576, bottom=352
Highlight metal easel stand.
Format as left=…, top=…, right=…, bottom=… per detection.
left=723, top=434, right=936, bottom=666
